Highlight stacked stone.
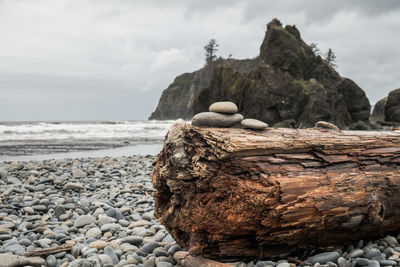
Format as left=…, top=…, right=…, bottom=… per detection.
left=191, top=101, right=268, bottom=130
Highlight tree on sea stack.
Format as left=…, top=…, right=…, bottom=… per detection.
left=204, top=39, right=219, bottom=64
left=310, top=42, right=321, bottom=56
left=325, top=48, right=338, bottom=68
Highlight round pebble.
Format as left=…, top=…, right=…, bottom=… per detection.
left=209, top=101, right=238, bottom=114
left=192, top=112, right=244, bottom=127
left=241, top=118, right=268, bottom=130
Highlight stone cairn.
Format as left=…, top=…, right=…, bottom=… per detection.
left=191, top=101, right=268, bottom=130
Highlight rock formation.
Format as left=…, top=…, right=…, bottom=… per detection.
left=149, top=58, right=259, bottom=120
left=370, top=97, right=387, bottom=123
left=193, top=19, right=371, bottom=129
left=385, top=89, right=400, bottom=123
left=369, top=88, right=400, bottom=126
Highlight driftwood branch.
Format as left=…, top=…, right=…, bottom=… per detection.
left=152, top=122, right=400, bottom=258
left=23, top=244, right=73, bottom=257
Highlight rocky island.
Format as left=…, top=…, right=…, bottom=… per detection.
left=150, top=19, right=375, bottom=130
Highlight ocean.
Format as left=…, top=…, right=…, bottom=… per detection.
left=0, top=120, right=177, bottom=161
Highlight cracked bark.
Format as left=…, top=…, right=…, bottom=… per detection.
left=152, top=122, right=400, bottom=258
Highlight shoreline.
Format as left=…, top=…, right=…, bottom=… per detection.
left=0, top=143, right=163, bottom=162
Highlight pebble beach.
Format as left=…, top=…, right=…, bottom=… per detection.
left=1, top=155, right=400, bottom=267
left=0, top=155, right=183, bottom=267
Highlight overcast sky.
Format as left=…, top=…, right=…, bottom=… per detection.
left=1, top=0, right=399, bottom=121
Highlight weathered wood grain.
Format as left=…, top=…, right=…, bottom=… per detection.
left=152, top=122, right=400, bottom=258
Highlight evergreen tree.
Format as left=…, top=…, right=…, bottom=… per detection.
left=324, top=48, right=337, bottom=68
left=310, top=43, right=320, bottom=56
left=204, top=39, right=219, bottom=64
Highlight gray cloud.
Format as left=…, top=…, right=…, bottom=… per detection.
left=0, top=0, right=399, bottom=121
left=242, top=0, right=400, bottom=23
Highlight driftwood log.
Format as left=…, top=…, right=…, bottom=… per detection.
left=152, top=122, right=400, bottom=258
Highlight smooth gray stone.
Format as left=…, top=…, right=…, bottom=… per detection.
left=353, top=258, right=371, bottom=266
left=379, top=260, right=397, bottom=266
left=71, top=246, right=80, bottom=258
left=121, top=236, right=143, bottom=246
left=0, top=168, right=8, bottom=179
left=155, top=256, right=175, bottom=264
left=32, top=205, right=47, bottom=211
left=106, top=208, right=124, bottom=220
left=256, top=260, right=275, bottom=267
left=104, top=246, right=119, bottom=264
left=55, top=233, right=68, bottom=241
left=132, top=227, right=149, bottom=237
left=167, top=245, right=181, bottom=256
left=241, top=118, right=268, bottom=130
left=338, top=257, right=350, bottom=267
left=155, top=250, right=169, bottom=257
left=80, top=198, right=90, bottom=210
left=162, top=234, right=175, bottom=243
left=6, top=244, right=26, bottom=255
left=382, top=248, right=391, bottom=257
left=19, top=238, right=32, bottom=246
left=72, top=169, right=87, bottom=178
left=53, top=206, right=66, bottom=218
left=83, top=248, right=98, bottom=256
left=192, top=112, right=244, bottom=127
left=54, top=251, right=66, bottom=258
left=276, top=263, right=290, bottom=267
left=383, top=236, right=398, bottom=245
left=98, top=254, right=114, bottom=265
left=156, top=262, right=173, bottom=267
left=118, top=218, right=129, bottom=226
left=63, top=182, right=84, bottom=190
left=142, top=211, right=154, bottom=221
left=85, top=227, right=102, bottom=239
left=0, top=234, right=12, bottom=241
left=64, top=203, right=76, bottom=209
left=98, top=216, right=114, bottom=226
left=141, top=241, right=159, bottom=254
left=100, top=223, right=121, bottom=232
left=74, top=215, right=96, bottom=228
left=346, top=249, right=364, bottom=259
left=7, top=177, right=21, bottom=184
left=33, top=184, right=46, bottom=191
left=69, top=259, right=97, bottom=267
left=46, top=254, right=57, bottom=267
left=155, top=231, right=166, bottom=242
left=144, top=256, right=156, bottom=267
left=209, top=101, right=238, bottom=114
left=367, top=261, right=380, bottom=267
left=309, top=252, right=340, bottom=264
left=371, top=255, right=386, bottom=262
left=365, top=249, right=380, bottom=260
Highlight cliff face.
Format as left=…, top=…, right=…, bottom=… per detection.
left=149, top=58, right=259, bottom=120
left=193, top=19, right=371, bottom=129
left=151, top=19, right=371, bottom=129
